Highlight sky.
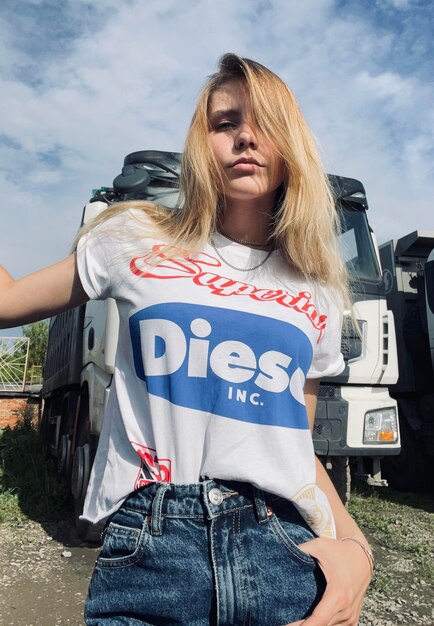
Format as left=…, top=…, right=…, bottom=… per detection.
left=1, top=0, right=433, bottom=336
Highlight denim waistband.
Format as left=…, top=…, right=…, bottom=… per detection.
left=121, top=479, right=275, bottom=535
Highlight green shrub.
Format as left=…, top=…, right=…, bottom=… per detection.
left=0, top=409, right=71, bottom=523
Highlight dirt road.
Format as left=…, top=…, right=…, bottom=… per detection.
left=0, top=518, right=98, bottom=626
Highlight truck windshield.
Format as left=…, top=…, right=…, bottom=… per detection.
left=337, top=207, right=382, bottom=283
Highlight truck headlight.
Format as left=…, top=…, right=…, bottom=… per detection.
left=363, top=407, right=398, bottom=444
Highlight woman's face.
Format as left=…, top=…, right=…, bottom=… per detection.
left=208, top=79, right=285, bottom=207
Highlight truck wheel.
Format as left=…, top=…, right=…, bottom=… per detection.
left=382, top=418, right=425, bottom=492
left=71, top=418, right=101, bottom=543
left=57, top=434, right=71, bottom=476
left=382, top=420, right=416, bottom=491
left=320, top=456, right=351, bottom=505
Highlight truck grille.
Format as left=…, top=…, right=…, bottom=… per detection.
left=318, top=385, right=337, bottom=399
left=313, top=422, right=323, bottom=436
left=382, top=314, right=389, bottom=371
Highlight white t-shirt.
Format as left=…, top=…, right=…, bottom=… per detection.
left=76, top=208, right=345, bottom=538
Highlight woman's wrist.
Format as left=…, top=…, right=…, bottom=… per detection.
left=340, top=536, right=375, bottom=575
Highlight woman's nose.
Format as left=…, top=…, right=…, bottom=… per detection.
left=235, top=124, right=258, bottom=150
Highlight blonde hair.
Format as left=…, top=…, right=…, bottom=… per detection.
left=77, top=53, right=349, bottom=305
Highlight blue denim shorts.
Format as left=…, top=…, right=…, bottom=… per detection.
left=85, top=479, right=326, bottom=625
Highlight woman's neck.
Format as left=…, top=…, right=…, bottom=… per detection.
left=218, top=197, right=274, bottom=249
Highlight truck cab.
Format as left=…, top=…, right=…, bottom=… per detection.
left=313, top=177, right=400, bottom=497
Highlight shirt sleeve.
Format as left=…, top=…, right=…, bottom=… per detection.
left=307, top=287, right=345, bottom=379
left=76, top=225, right=112, bottom=300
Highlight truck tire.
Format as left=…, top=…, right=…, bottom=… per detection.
left=71, top=408, right=102, bottom=543
left=320, top=456, right=351, bottom=505
left=382, top=417, right=425, bottom=492
left=57, top=434, right=71, bottom=477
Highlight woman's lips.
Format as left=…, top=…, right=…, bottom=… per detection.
left=230, top=158, right=263, bottom=171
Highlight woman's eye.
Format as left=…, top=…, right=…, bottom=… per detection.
left=215, top=121, right=236, bottom=131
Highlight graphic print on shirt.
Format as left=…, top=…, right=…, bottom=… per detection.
left=129, top=302, right=313, bottom=429
left=130, top=245, right=328, bottom=341
left=131, top=442, right=172, bottom=489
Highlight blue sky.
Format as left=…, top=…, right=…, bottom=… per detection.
left=1, top=0, right=433, bottom=336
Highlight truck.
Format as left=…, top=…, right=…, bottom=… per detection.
left=40, top=151, right=401, bottom=540
left=379, top=232, right=434, bottom=492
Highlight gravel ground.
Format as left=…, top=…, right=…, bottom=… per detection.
left=0, top=515, right=432, bottom=625
left=359, top=529, right=434, bottom=626
left=0, top=518, right=98, bottom=626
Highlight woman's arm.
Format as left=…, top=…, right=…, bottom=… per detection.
left=288, top=378, right=372, bottom=626
left=304, top=378, right=369, bottom=543
left=0, top=254, right=89, bottom=329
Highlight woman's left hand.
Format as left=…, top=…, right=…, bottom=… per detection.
left=286, top=536, right=373, bottom=626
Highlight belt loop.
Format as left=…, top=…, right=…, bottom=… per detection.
left=151, top=482, right=169, bottom=536
left=252, top=486, right=268, bottom=524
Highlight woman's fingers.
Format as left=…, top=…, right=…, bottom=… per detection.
left=297, top=582, right=360, bottom=625
left=289, top=537, right=371, bottom=626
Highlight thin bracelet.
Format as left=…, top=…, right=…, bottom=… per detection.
left=340, top=537, right=375, bottom=575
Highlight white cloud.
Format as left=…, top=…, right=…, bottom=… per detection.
left=0, top=0, right=433, bottom=316
left=379, top=0, right=415, bottom=8
left=355, top=70, right=413, bottom=102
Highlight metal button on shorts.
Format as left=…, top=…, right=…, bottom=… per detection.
left=208, top=488, right=224, bottom=505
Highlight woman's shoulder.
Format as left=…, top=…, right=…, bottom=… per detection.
left=84, top=204, right=166, bottom=245
left=97, top=205, right=156, bottom=230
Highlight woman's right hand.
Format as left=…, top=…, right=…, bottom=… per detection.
left=285, top=536, right=372, bottom=626
left=0, top=254, right=89, bottom=329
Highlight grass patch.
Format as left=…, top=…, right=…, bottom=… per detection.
left=0, top=407, right=71, bottom=523
left=349, top=485, right=434, bottom=587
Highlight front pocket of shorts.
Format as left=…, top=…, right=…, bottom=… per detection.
left=268, top=514, right=316, bottom=567
left=97, top=517, right=150, bottom=569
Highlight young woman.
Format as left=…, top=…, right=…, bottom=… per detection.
left=0, top=54, right=373, bottom=625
